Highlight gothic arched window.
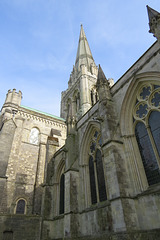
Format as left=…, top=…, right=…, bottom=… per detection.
left=16, top=199, right=26, bottom=214
left=90, top=87, right=98, bottom=106
left=59, top=173, right=65, bottom=214
left=29, top=128, right=40, bottom=145
left=76, top=92, right=80, bottom=112
left=88, top=130, right=107, bottom=204
left=66, top=99, right=72, bottom=118
left=73, top=91, right=80, bottom=115
left=89, top=156, right=97, bottom=204
left=133, top=84, right=160, bottom=186
left=91, top=90, right=94, bottom=106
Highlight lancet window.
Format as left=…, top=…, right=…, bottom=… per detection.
left=91, top=87, right=98, bottom=106
left=133, top=84, right=160, bottom=185
left=73, top=91, right=80, bottom=114
left=76, top=92, right=80, bottom=112
left=66, top=99, right=72, bottom=118
left=16, top=199, right=26, bottom=214
left=59, top=173, right=65, bottom=214
left=29, top=127, right=40, bottom=145
left=88, top=130, right=107, bottom=204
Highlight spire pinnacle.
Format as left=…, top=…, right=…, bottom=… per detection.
left=96, top=65, right=111, bottom=101
left=147, top=5, right=160, bottom=23
left=97, top=65, right=108, bottom=85
left=147, top=5, right=160, bottom=42
left=75, top=25, right=96, bottom=72
left=97, top=65, right=114, bottom=87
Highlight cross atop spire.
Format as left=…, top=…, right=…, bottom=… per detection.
left=75, top=25, right=96, bottom=72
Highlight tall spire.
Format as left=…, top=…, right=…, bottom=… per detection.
left=75, top=25, right=96, bottom=72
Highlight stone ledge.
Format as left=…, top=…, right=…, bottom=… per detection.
left=53, top=228, right=160, bottom=240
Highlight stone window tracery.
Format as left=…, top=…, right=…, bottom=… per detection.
left=88, top=130, right=107, bottom=204
left=133, top=84, right=160, bottom=185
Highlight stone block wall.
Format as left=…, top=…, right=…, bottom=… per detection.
left=0, top=119, right=16, bottom=177
left=0, top=215, right=41, bottom=240
left=0, top=99, right=66, bottom=239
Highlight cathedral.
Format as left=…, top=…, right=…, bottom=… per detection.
left=0, top=6, right=160, bottom=240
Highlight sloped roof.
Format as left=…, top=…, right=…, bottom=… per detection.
left=20, top=105, right=65, bottom=121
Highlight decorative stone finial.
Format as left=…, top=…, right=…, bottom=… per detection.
left=96, top=65, right=112, bottom=101
left=147, top=5, right=160, bottom=42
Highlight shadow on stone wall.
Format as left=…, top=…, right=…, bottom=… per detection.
left=0, top=174, right=45, bottom=240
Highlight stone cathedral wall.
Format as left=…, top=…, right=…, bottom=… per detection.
left=0, top=100, right=66, bottom=239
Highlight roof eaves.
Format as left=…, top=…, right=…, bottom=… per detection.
left=20, top=105, right=65, bottom=122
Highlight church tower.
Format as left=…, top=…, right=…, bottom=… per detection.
left=60, top=25, right=98, bottom=121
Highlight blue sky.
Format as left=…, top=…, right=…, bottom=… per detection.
left=0, top=0, right=159, bottom=116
